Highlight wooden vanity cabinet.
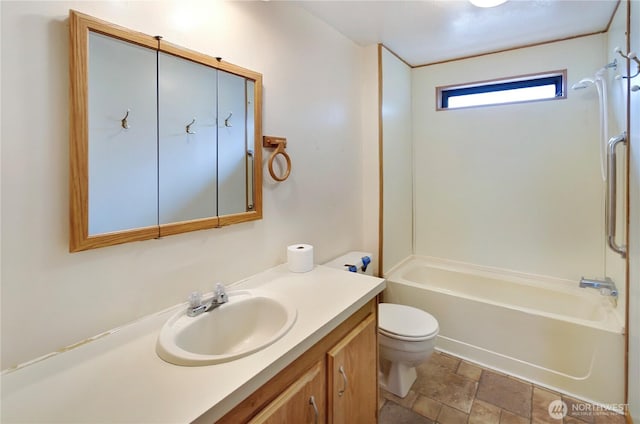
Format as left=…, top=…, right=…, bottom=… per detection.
left=217, top=299, right=378, bottom=424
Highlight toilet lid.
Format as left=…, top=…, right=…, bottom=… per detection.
left=378, top=303, right=439, bottom=340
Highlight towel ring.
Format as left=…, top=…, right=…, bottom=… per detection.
left=268, top=144, right=291, bottom=182
left=263, top=136, right=291, bottom=182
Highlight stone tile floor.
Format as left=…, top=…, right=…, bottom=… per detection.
left=379, top=351, right=627, bottom=424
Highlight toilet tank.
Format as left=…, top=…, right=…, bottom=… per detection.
left=324, top=251, right=375, bottom=276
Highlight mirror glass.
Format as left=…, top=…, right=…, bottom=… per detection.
left=70, top=10, right=262, bottom=252
left=88, top=32, right=158, bottom=235
left=216, top=71, right=252, bottom=216
left=157, top=51, right=218, bottom=225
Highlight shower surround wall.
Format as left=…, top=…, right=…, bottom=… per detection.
left=412, top=35, right=609, bottom=284
left=381, top=47, right=413, bottom=273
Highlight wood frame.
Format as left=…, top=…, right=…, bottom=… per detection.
left=622, top=0, right=630, bottom=415
left=68, top=10, right=263, bottom=252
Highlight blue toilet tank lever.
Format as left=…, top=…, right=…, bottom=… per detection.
left=361, top=256, right=371, bottom=272
left=344, top=256, right=371, bottom=273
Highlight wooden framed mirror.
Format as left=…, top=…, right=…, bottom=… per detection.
left=69, top=10, right=262, bottom=252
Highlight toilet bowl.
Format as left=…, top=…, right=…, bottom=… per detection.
left=322, top=252, right=439, bottom=398
left=378, top=303, right=439, bottom=398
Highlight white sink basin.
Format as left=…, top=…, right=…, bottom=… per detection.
left=156, top=290, right=297, bottom=366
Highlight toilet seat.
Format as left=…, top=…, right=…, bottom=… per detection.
left=378, top=303, right=439, bottom=341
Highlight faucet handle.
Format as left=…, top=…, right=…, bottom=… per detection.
left=188, top=291, right=202, bottom=308
left=214, top=283, right=228, bottom=303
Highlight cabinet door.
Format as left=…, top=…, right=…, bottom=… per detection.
left=88, top=32, right=158, bottom=235
left=327, top=314, right=377, bottom=424
left=217, top=70, right=248, bottom=216
left=248, top=361, right=326, bottom=424
left=158, top=52, right=218, bottom=224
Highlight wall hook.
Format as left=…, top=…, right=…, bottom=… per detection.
left=186, top=117, right=196, bottom=134
left=121, top=109, right=130, bottom=129
left=224, top=112, right=233, bottom=127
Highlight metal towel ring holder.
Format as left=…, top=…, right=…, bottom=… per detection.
left=263, top=136, right=291, bottom=182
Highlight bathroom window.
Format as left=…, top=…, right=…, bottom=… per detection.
left=437, top=70, right=566, bottom=110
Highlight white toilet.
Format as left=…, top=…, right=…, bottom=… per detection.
left=378, top=303, right=439, bottom=398
left=323, top=252, right=440, bottom=399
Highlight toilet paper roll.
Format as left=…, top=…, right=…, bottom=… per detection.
left=287, top=244, right=314, bottom=273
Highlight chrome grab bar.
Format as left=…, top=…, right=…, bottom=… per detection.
left=606, top=132, right=627, bottom=258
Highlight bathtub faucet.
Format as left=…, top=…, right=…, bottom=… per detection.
left=579, top=277, right=618, bottom=298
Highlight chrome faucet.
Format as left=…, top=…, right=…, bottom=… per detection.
left=187, top=283, right=228, bottom=317
left=579, top=277, right=618, bottom=297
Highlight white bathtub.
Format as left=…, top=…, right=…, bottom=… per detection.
left=383, top=256, right=625, bottom=405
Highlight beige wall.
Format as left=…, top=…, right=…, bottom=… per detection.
left=412, top=35, right=608, bottom=281
left=0, top=1, right=368, bottom=369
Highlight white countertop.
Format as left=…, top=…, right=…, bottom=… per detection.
left=1, top=264, right=385, bottom=423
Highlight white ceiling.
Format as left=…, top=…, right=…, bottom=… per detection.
left=293, top=0, right=619, bottom=66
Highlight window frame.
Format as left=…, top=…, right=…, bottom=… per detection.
left=436, top=70, right=567, bottom=111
